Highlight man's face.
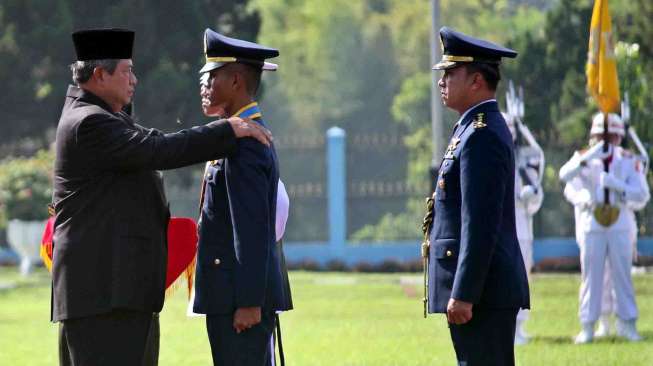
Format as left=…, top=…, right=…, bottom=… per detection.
left=200, top=67, right=233, bottom=118
left=438, top=66, right=474, bottom=113
left=101, top=59, right=136, bottom=109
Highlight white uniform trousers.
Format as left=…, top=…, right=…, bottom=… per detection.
left=601, top=230, right=638, bottom=316
left=600, top=260, right=615, bottom=316
left=579, top=230, right=638, bottom=323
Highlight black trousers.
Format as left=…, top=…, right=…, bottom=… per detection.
left=206, top=310, right=276, bottom=366
left=448, top=308, right=518, bottom=366
left=142, top=313, right=160, bottom=366
left=59, top=309, right=153, bottom=366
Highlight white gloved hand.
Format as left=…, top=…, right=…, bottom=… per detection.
left=595, top=184, right=625, bottom=204
left=599, top=171, right=627, bottom=192
left=276, top=179, right=290, bottom=242
left=580, top=141, right=612, bottom=163
left=519, top=185, right=537, bottom=201
left=576, top=188, right=592, bottom=207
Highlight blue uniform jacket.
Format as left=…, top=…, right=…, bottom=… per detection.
left=427, top=100, right=530, bottom=313
left=194, top=103, right=289, bottom=314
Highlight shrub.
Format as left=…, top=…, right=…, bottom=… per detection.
left=287, top=258, right=321, bottom=271
left=325, top=259, right=348, bottom=271
left=0, top=150, right=53, bottom=223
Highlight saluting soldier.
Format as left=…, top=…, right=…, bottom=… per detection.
left=192, top=28, right=291, bottom=366
left=596, top=169, right=647, bottom=338
left=423, top=27, right=530, bottom=366
left=559, top=113, right=649, bottom=343
left=52, top=28, right=272, bottom=366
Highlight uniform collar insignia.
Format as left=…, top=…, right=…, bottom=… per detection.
left=472, top=113, right=487, bottom=129
left=232, top=101, right=262, bottom=120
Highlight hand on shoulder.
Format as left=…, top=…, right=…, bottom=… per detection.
left=227, top=117, right=272, bottom=146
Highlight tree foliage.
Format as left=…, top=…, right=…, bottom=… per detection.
left=251, top=0, right=401, bottom=135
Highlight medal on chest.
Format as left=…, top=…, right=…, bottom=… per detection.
left=444, top=137, right=461, bottom=159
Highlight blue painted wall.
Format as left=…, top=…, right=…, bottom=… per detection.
left=283, top=238, right=653, bottom=266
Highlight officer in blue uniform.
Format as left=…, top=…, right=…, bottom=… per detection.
left=424, top=27, right=530, bottom=366
left=192, top=29, right=291, bottom=366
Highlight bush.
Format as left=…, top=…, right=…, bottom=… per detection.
left=286, top=258, right=424, bottom=273
left=325, top=259, right=348, bottom=271
left=0, top=150, right=53, bottom=224
left=287, top=258, right=322, bottom=271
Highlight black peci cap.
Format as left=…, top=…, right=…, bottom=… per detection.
left=72, top=28, right=134, bottom=61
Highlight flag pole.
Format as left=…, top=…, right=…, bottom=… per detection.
left=602, top=112, right=610, bottom=205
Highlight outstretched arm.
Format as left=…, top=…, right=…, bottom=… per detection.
left=77, top=114, right=271, bottom=172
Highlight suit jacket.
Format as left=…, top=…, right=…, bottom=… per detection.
left=52, top=85, right=237, bottom=321
left=427, top=100, right=530, bottom=313
left=194, top=104, right=289, bottom=314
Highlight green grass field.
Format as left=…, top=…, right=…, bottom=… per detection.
left=1, top=267, right=652, bottom=365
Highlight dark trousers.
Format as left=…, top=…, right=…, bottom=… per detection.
left=206, top=310, right=276, bottom=366
left=59, top=309, right=152, bottom=366
left=448, top=308, right=518, bottom=366
left=142, top=313, right=160, bottom=366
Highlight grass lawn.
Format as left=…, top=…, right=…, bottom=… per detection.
left=1, top=267, right=652, bottom=365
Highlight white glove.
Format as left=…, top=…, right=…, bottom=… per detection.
left=575, top=188, right=592, bottom=207
left=560, top=143, right=613, bottom=182
left=276, top=179, right=290, bottom=242
left=580, top=141, right=612, bottom=163
left=519, top=185, right=537, bottom=201
left=599, top=171, right=627, bottom=192
left=595, top=185, right=625, bottom=204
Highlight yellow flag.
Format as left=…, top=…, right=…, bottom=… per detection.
left=586, top=0, right=620, bottom=113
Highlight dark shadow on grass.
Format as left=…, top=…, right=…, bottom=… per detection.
left=530, top=335, right=574, bottom=345
left=0, top=282, right=17, bottom=292
left=15, top=280, right=48, bottom=289
left=636, top=331, right=653, bottom=342
left=532, top=332, right=653, bottom=345
left=0, top=278, right=49, bottom=293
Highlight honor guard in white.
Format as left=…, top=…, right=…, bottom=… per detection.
left=503, top=83, right=544, bottom=345
left=559, top=112, right=650, bottom=343
left=596, top=192, right=646, bottom=338
left=595, top=98, right=650, bottom=339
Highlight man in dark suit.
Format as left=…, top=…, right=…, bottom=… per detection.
left=53, top=28, right=272, bottom=366
left=192, top=28, right=290, bottom=366
left=424, top=27, right=530, bottom=366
